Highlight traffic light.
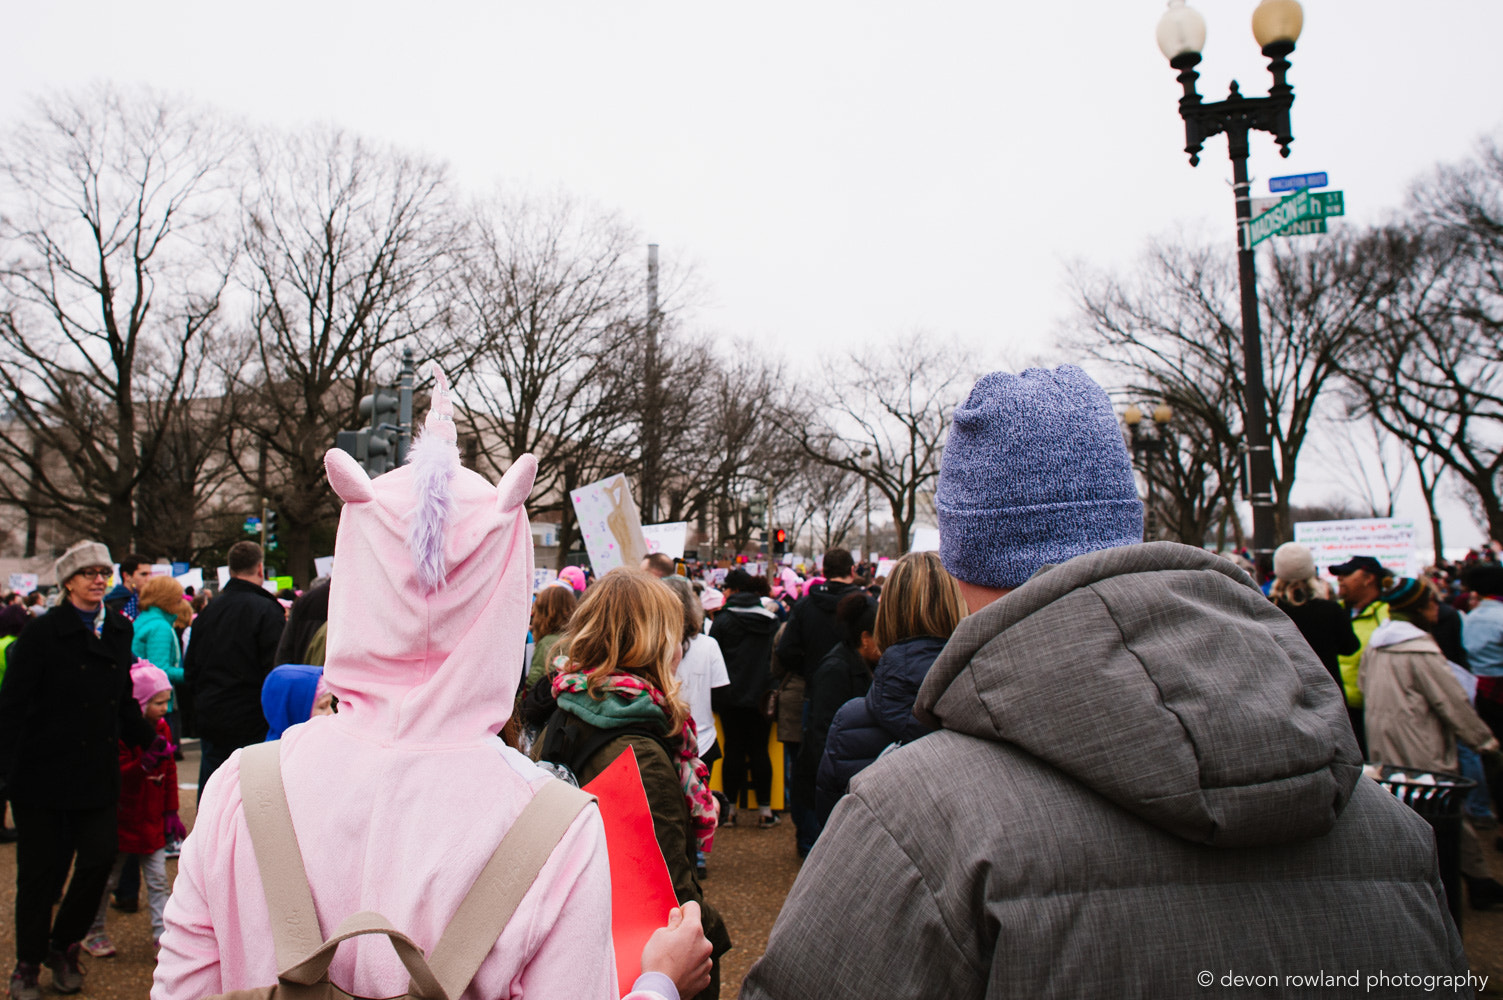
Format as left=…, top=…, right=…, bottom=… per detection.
left=366, top=426, right=397, bottom=475
left=773, top=528, right=787, bottom=555
left=360, top=388, right=400, bottom=427
left=263, top=507, right=279, bottom=552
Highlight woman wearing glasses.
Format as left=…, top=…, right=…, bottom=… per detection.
left=0, top=541, right=161, bottom=1000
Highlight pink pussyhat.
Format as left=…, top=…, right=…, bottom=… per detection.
left=557, top=565, right=587, bottom=593
left=130, top=660, right=173, bottom=710
left=323, top=362, right=538, bottom=744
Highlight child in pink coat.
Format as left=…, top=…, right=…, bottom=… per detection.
left=84, top=663, right=183, bottom=957
left=153, top=370, right=709, bottom=1000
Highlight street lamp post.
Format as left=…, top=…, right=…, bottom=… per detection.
left=1123, top=404, right=1174, bottom=541
left=1156, top=0, right=1303, bottom=559
left=859, top=447, right=873, bottom=562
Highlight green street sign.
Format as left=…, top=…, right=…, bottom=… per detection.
left=1249, top=188, right=1345, bottom=246
left=1277, top=218, right=1327, bottom=236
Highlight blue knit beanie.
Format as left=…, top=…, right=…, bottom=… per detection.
left=936, top=365, right=1144, bottom=589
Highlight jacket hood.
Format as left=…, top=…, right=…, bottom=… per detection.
left=261, top=663, right=323, bottom=740
left=916, top=542, right=1361, bottom=848
left=807, top=581, right=861, bottom=614
left=866, top=636, right=945, bottom=744
left=724, top=594, right=779, bottom=634
left=322, top=379, right=537, bottom=748
left=1369, top=620, right=1432, bottom=650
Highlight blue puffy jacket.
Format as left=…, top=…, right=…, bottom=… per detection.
left=815, top=636, right=945, bottom=824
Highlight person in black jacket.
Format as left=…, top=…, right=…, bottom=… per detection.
left=709, top=569, right=780, bottom=827
left=1270, top=543, right=1361, bottom=689
left=773, top=548, right=861, bottom=846
left=0, top=541, right=161, bottom=1000
left=793, top=592, right=878, bottom=851
left=815, top=551, right=966, bottom=825
left=181, top=541, right=285, bottom=799
left=774, top=549, right=862, bottom=680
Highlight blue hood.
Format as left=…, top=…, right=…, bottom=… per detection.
left=261, top=663, right=324, bottom=740
left=864, top=636, right=947, bottom=743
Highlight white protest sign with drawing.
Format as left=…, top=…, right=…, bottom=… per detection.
left=8, top=573, right=38, bottom=595
left=642, top=522, right=689, bottom=560
left=570, top=474, right=648, bottom=574
left=1293, top=517, right=1417, bottom=579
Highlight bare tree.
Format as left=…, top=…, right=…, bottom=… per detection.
left=1318, top=415, right=1408, bottom=520
left=226, top=128, right=463, bottom=583
left=784, top=458, right=863, bottom=554
left=0, top=85, right=233, bottom=557
left=448, top=196, right=648, bottom=566
left=1072, top=232, right=1384, bottom=543
left=1343, top=223, right=1503, bottom=541
left=789, top=335, right=978, bottom=553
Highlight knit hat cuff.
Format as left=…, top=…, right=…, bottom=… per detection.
left=938, top=496, right=1144, bottom=589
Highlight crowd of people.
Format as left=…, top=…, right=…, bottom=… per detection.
left=0, top=362, right=1499, bottom=998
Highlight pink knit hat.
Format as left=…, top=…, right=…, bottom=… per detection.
left=130, top=660, right=173, bottom=710
left=323, top=364, right=538, bottom=744
left=557, top=565, right=587, bottom=593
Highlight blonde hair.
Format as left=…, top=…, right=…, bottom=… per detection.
left=1269, top=577, right=1313, bottom=607
left=139, top=575, right=192, bottom=629
left=557, top=569, right=689, bottom=736
left=874, top=551, right=967, bottom=652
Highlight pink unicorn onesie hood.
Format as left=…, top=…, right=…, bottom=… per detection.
left=155, top=368, right=666, bottom=1000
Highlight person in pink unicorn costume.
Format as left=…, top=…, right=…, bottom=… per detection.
left=154, top=367, right=710, bottom=1000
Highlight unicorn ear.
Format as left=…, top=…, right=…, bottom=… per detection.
left=496, top=454, right=537, bottom=513
left=326, top=448, right=375, bottom=503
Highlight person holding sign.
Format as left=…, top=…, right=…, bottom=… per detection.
left=538, top=569, right=732, bottom=998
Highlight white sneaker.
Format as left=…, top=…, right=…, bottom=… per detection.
left=81, top=934, right=115, bottom=959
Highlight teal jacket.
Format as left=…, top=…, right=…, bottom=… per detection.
left=132, top=605, right=183, bottom=689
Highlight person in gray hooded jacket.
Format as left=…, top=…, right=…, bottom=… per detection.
left=741, top=366, right=1469, bottom=1000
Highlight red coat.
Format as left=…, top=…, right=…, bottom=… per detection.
left=116, top=717, right=179, bottom=854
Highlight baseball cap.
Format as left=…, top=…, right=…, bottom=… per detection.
left=1328, top=555, right=1387, bottom=578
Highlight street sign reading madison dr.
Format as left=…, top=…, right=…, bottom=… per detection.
left=1248, top=187, right=1345, bottom=246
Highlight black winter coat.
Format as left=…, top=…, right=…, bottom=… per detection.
left=792, top=642, right=871, bottom=813
left=709, top=594, right=779, bottom=711
left=1434, top=602, right=1469, bottom=669
left=1276, top=597, right=1360, bottom=687
left=815, top=636, right=944, bottom=824
left=0, top=604, right=157, bottom=809
left=775, top=582, right=864, bottom=678
left=182, top=578, right=285, bottom=746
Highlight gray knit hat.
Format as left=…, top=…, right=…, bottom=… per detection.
left=54, top=540, right=113, bottom=585
left=1273, top=542, right=1316, bottom=583
left=935, top=366, right=1143, bottom=589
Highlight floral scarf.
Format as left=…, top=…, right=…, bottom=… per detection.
left=552, top=671, right=718, bottom=852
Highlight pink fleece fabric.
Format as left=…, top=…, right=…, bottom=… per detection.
left=154, top=434, right=662, bottom=998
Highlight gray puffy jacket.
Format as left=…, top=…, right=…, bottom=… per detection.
left=743, top=543, right=1469, bottom=999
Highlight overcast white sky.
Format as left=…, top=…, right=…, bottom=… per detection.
left=6, top=1, right=1503, bottom=549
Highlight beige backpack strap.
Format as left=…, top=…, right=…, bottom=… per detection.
left=238, top=741, right=323, bottom=974
left=281, top=911, right=448, bottom=1000
left=421, top=780, right=595, bottom=1000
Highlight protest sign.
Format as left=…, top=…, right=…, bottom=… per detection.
left=581, top=747, right=680, bottom=997
left=1293, top=517, right=1417, bottom=578
left=570, top=474, right=647, bottom=573
left=7, top=573, right=38, bottom=595
left=532, top=567, right=558, bottom=592
left=641, top=522, right=689, bottom=560
left=216, top=566, right=231, bottom=589
left=909, top=528, right=941, bottom=553
left=174, top=568, right=204, bottom=592
left=314, top=556, right=335, bottom=579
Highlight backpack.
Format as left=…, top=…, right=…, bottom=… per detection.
left=536, top=709, right=677, bottom=785
left=206, top=742, right=591, bottom=1000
